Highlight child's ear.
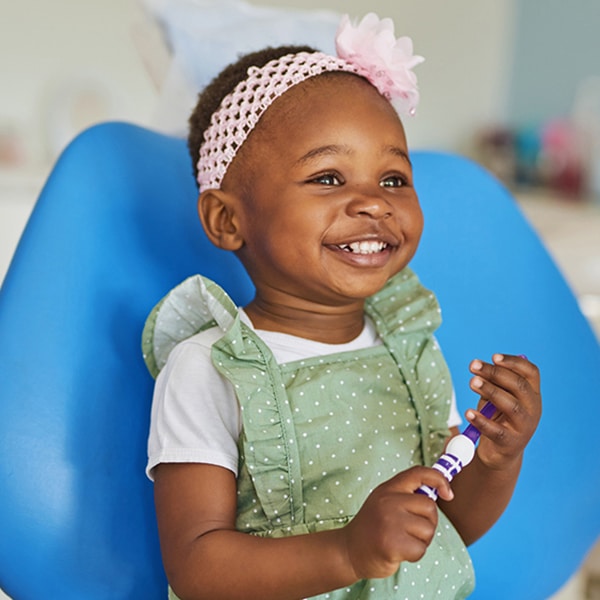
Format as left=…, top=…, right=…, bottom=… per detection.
left=197, top=189, right=244, bottom=251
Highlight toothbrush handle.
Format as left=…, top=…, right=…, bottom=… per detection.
left=417, top=434, right=476, bottom=500
left=462, top=400, right=496, bottom=444
left=417, top=402, right=495, bottom=500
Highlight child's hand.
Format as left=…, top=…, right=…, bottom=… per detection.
left=467, top=353, right=541, bottom=470
left=340, top=466, right=453, bottom=580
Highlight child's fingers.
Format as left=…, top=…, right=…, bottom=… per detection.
left=345, top=466, right=451, bottom=577
left=465, top=405, right=509, bottom=444
left=386, top=466, right=454, bottom=501
left=469, top=374, right=520, bottom=419
left=467, top=355, right=541, bottom=455
left=470, top=354, right=539, bottom=384
left=469, top=356, right=539, bottom=413
left=491, top=353, right=541, bottom=392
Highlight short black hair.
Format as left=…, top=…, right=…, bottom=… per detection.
left=188, top=45, right=317, bottom=183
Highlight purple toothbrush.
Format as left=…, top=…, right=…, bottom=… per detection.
left=418, top=355, right=527, bottom=500
left=416, top=400, right=496, bottom=501
left=462, top=400, right=497, bottom=444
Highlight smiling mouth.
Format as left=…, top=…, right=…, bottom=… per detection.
left=336, top=241, right=391, bottom=254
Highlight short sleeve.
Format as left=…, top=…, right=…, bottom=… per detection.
left=448, top=388, right=462, bottom=428
left=146, top=327, right=241, bottom=480
left=432, top=336, right=462, bottom=429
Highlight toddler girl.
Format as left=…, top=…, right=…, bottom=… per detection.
left=143, top=13, right=541, bottom=599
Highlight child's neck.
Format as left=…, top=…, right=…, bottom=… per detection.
left=243, top=298, right=366, bottom=344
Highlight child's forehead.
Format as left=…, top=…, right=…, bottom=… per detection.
left=258, top=72, right=398, bottom=134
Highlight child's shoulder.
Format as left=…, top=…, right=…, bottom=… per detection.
left=142, top=275, right=238, bottom=379
left=157, top=325, right=225, bottom=378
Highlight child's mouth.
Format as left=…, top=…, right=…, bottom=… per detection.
left=337, top=241, right=390, bottom=254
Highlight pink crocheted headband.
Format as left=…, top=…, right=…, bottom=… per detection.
left=196, top=13, right=424, bottom=190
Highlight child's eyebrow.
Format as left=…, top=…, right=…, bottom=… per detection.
left=386, top=145, right=412, bottom=166
left=295, top=144, right=352, bottom=165
left=295, top=144, right=412, bottom=167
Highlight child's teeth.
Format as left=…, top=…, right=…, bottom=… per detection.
left=345, top=241, right=386, bottom=254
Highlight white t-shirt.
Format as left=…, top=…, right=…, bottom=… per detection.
left=146, top=311, right=461, bottom=480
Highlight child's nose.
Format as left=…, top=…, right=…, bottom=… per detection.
left=345, top=187, right=392, bottom=219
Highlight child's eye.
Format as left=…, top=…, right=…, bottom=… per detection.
left=310, top=173, right=342, bottom=186
left=380, top=175, right=406, bottom=188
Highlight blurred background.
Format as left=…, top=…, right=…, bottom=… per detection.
left=0, top=1, right=599, bottom=598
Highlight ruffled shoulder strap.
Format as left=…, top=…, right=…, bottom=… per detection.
left=365, top=267, right=449, bottom=466
left=365, top=266, right=441, bottom=338
left=141, top=275, right=239, bottom=379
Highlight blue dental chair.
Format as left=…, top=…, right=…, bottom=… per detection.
left=0, top=122, right=598, bottom=599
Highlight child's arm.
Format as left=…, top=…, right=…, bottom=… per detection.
left=154, top=462, right=454, bottom=600
left=438, top=354, right=542, bottom=545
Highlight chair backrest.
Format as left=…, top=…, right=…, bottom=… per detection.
left=0, top=122, right=598, bottom=599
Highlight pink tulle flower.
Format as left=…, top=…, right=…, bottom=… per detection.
left=335, top=13, right=424, bottom=115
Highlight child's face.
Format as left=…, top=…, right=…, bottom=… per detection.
left=230, top=74, right=424, bottom=308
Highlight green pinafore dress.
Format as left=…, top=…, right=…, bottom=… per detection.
left=143, top=268, right=475, bottom=599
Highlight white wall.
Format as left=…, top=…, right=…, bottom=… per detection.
left=0, top=0, right=157, bottom=167
left=0, top=0, right=160, bottom=281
